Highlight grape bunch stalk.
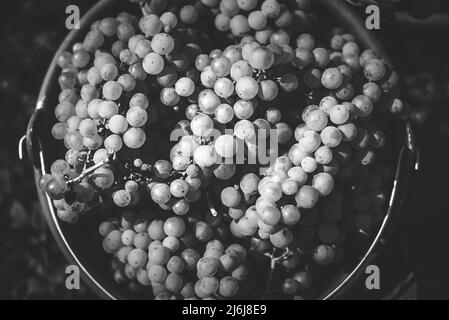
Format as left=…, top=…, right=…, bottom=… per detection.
left=38, top=0, right=408, bottom=300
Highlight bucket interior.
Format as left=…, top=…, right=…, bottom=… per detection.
left=31, top=0, right=409, bottom=300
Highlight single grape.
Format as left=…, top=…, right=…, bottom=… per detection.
left=234, top=120, right=256, bottom=141
left=339, top=123, right=358, bottom=142
left=197, top=256, right=219, bottom=278
left=143, top=52, right=164, bottom=75
left=239, top=173, right=260, bottom=195
left=221, top=187, right=242, bottom=208
left=160, top=87, right=180, bottom=107
left=235, top=76, right=259, bottom=100
left=298, top=130, right=321, bottom=153
left=215, top=134, right=237, bottom=158
left=139, top=14, right=162, bottom=37
left=283, top=278, right=299, bottom=295
left=175, top=77, right=195, bottom=97
left=104, top=230, right=122, bottom=252
left=230, top=15, right=251, bottom=37
left=170, top=179, right=189, bottom=198
left=301, top=156, right=318, bottom=173
left=261, top=0, right=281, bottom=18
left=248, top=46, right=274, bottom=70
left=151, top=183, right=171, bottom=205
left=313, top=245, right=335, bottom=266
left=364, top=59, right=387, bottom=82
left=117, top=74, right=136, bottom=92
left=55, top=101, right=76, bottom=123
left=314, top=146, right=333, bottom=165
left=100, top=63, right=118, bottom=81
left=214, top=78, right=234, bottom=99
left=148, top=220, right=166, bottom=241
left=51, top=160, right=71, bottom=180
left=75, top=100, right=89, bottom=119
left=113, top=190, right=132, bottom=207
left=258, top=80, right=279, bottom=101
left=259, top=205, right=281, bottom=226
left=123, top=128, right=146, bottom=149
left=46, top=179, right=68, bottom=200
left=98, top=100, right=119, bottom=119
left=312, top=173, right=334, bottom=196
left=215, top=13, right=231, bottom=31
left=163, top=216, right=187, bottom=239
left=191, top=114, right=214, bottom=137
left=198, top=89, right=221, bottom=114
left=271, top=29, right=290, bottom=46
left=102, top=81, right=122, bottom=100
left=165, top=273, right=184, bottom=293
left=282, top=178, right=300, bottom=196
left=172, top=199, right=190, bottom=216
left=296, top=186, right=319, bottom=209
left=352, top=95, right=374, bottom=118
left=180, top=5, right=199, bottom=24
left=279, top=73, right=299, bottom=92
left=219, top=276, right=239, bottom=298
left=215, top=104, right=234, bottom=124
left=121, top=229, right=136, bottom=246
left=148, top=265, right=168, bottom=283
left=87, top=99, right=102, bottom=120
left=109, top=115, right=128, bottom=134
left=194, top=145, right=217, bottom=168
left=151, top=33, right=175, bottom=56
left=153, top=160, right=172, bottom=179
left=281, top=205, right=301, bottom=226
left=270, top=228, right=293, bottom=248
left=127, top=248, right=147, bottom=269
left=363, top=82, right=382, bottom=103
left=167, top=256, right=185, bottom=274
left=248, top=10, right=267, bottom=30
left=148, top=244, right=170, bottom=265
left=181, top=249, right=201, bottom=271
left=321, top=126, right=343, bottom=148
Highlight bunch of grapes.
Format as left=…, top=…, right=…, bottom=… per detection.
left=38, top=0, right=409, bottom=300
left=205, top=24, right=402, bottom=297
left=38, top=4, right=222, bottom=220
left=100, top=210, right=252, bottom=299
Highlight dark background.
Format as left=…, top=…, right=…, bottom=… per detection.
left=0, top=0, right=448, bottom=300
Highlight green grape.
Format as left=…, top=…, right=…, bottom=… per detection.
left=219, top=276, right=239, bottom=298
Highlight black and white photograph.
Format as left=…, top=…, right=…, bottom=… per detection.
left=1, top=0, right=449, bottom=305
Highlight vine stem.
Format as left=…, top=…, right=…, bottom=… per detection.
left=67, top=151, right=115, bottom=186
left=139, top=2, right=148, bottom=17
left=262, top=248, right=293, bottom=299
left=206, top=191, right=219, bottom=217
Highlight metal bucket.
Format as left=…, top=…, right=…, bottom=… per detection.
left=21, top=0, right=419, bottom=300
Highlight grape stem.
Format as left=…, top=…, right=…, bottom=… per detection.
left=67, top=151, right=115, bottom=186
left=262, top=248, right=293, bottom=299
left=205, top=191, right=219, bottom=217
left=139, top=2, right=148, bottom=17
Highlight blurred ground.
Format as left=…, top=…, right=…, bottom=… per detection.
left=0, top=0, right=448, bottom=300
left=0, top=0, right=97, bottom=300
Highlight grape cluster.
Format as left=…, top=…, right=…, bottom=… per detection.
left=100, top=211, right=251, bottom=299
left=40, top=0, right=408, bottom=300
left=210, top=25, right=401, bottom=297
left=39, top=5, right=219, bottom=218
left=210, top=0, right=312, bottom=39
